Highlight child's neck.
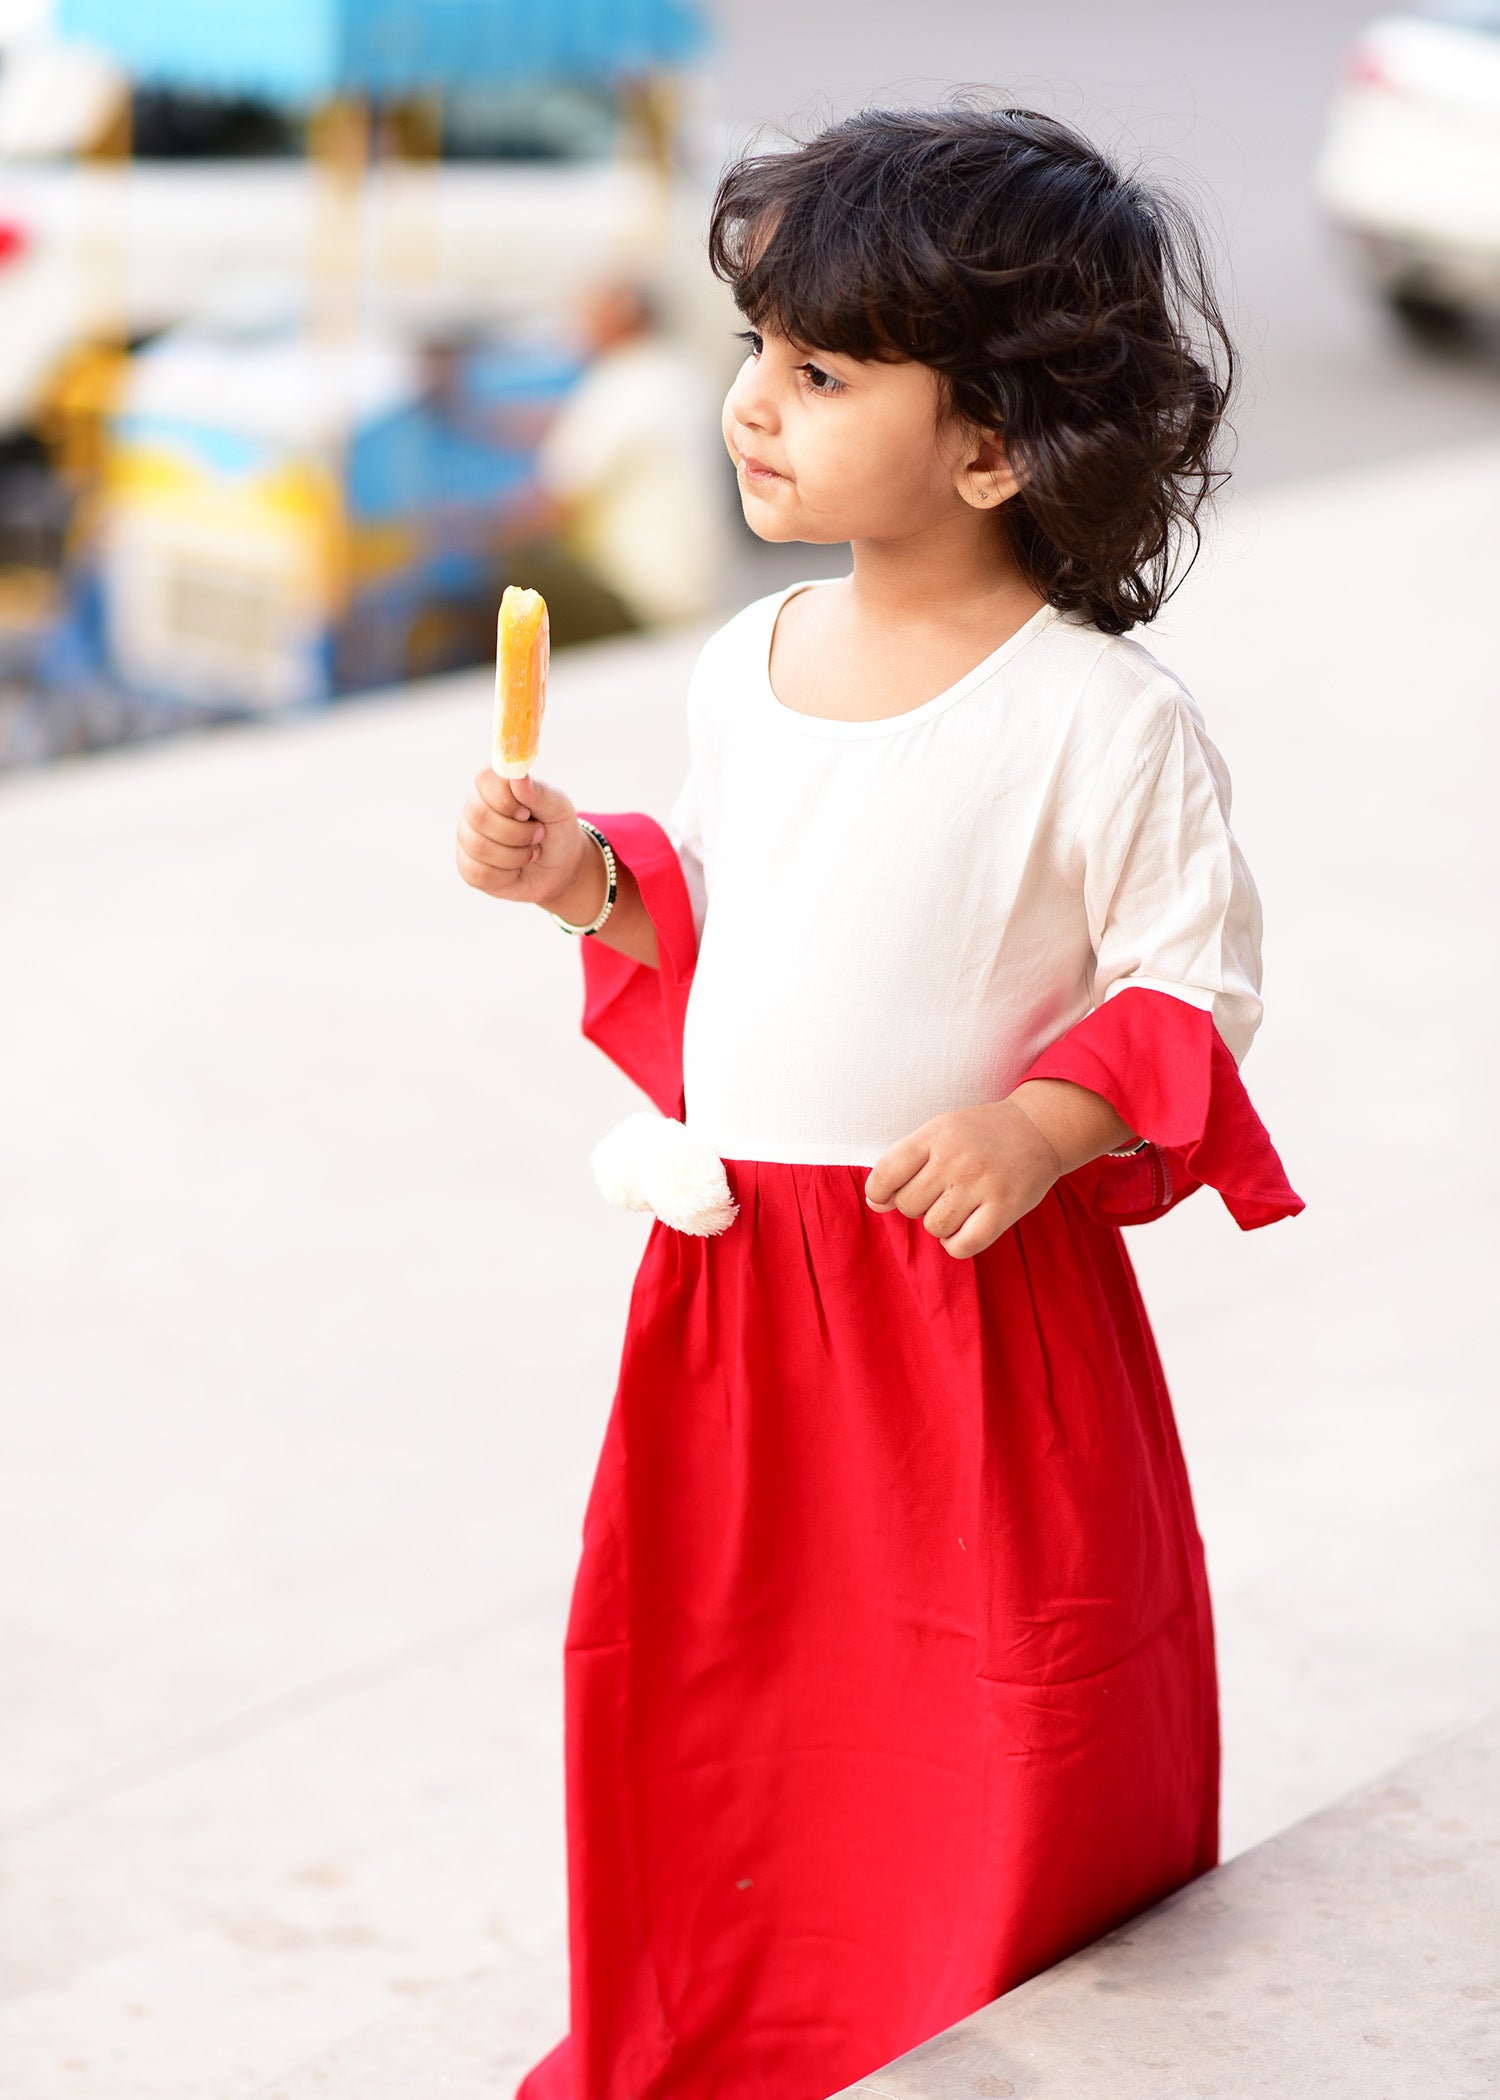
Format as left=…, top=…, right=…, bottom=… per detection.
left=770, top=516, right=1050, bottom=726
left=847, top=509, right=1042, bottom=631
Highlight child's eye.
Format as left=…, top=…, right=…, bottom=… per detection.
left=800, top=361, right=844, bottom=396
left=734, top=328, right=763, bottom=357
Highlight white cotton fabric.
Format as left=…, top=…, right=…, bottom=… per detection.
left=669, top=582, right=1264, bottom=1169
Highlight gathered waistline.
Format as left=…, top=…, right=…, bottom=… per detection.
left=719, top=1154, right=878, bottom=1172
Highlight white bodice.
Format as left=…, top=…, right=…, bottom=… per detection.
left=671, top=584, right=1263, bottom=1168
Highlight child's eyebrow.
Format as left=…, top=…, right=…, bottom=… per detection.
left=784, top=336, right=852, bottom=365
left=742, top=314, right=814, bottom=350
left=743, top=317, right=863, bottom=368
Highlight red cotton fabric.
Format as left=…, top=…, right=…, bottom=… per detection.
left=520, top=815, right=1302, bottom=2100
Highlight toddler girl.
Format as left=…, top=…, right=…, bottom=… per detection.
left=457, top=104, right=1302, bottom=2100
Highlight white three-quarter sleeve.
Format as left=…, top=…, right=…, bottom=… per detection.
left=1080, top=677, right=1264, bottom=1064
left=666, top=769, right=708, bottom=945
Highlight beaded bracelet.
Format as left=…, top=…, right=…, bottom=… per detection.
left=553, top=819, right=618, bottom=937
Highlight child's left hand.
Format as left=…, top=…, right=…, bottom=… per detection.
left=865, top=1082, right=1135, bottom=1259
left=864, top=1102, right=1062, bottom=1259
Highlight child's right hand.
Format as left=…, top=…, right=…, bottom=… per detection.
left=456, top=769, right=592, bottom=911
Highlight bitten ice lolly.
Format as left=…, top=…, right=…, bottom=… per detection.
left=492, top=585, right=549, bottom=778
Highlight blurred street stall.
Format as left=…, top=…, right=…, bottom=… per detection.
left=0, top=0, right=727, bottom=765
left=64, top=320, right=578, bottom=713
left=528, top=282, right=730, bottom=632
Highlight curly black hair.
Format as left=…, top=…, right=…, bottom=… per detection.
left=708, top=105, right=1235, bottom=634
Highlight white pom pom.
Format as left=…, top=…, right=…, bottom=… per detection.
left=590, top=1111, right=663, bottom=1213
left=590, top=1113, right=738, bottom=1236
left=647, top=1122, right=739, bottom=1236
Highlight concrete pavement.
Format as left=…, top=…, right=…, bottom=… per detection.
left=1, top=444, right=1498, bottom=2096
left=832, top=1713, right=1500, bottom=2099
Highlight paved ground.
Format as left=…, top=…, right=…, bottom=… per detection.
left=2, top=444, right=1499, bottom=2096
left=832, top=1713, right=1500, bottom=2099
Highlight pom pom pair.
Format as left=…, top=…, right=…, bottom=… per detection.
left=591, top=1113, right=738, bottom=1236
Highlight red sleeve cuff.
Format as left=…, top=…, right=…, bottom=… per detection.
left=576, top=811, right=697, bottom=1119
left=1021, top=986, right=1304, bottom=1231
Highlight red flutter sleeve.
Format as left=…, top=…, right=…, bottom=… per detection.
left=575, top=811, right=698, bottom=1119
left=1021, top=985, right=1304, bottom=1231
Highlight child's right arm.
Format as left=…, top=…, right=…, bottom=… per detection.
left=456, top=769, right=659, bottom=968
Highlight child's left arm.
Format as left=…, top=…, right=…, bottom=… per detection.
left=867, top=672, right=1297, bottom=1256
left=864, top=1079, right=1132, bottom=1259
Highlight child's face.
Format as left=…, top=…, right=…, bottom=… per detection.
left=722, top=322, right=1013, bottom=546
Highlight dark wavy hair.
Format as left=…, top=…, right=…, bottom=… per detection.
left=708, top=105, right=1235, bottom=634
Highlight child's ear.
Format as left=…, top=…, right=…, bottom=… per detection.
left=954, top=430, right=1023, bottom=511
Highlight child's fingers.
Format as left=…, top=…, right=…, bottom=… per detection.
left=940, top=1203, right=1006, bottom=1262
left=473, top=768, right=576, bottom=827
left=890, top=1164, right=948, bottom=1221
left=456, top=840, right=524, bottom=894
left=509, top=772, right=577, bottom=823
left=473, top=767, right=532, bottom=820
left=864, top=1134, right=930, bottom=1210
left=921, top=1185, right=977, bottom=1242
left=457, top=819, right=534, bottom=871
left=463, top=797, right=538, bottom=848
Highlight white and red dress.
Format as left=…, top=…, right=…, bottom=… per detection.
left=519, top=586, right=1302, bottom=2100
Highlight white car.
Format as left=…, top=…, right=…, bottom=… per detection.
left=1315, top=2, right=1500, bottom=324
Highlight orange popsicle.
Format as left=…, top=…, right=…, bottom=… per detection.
left=492, top=585, right=549, bottom=779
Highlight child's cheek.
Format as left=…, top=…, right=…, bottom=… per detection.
left=818, top=443, right=905, bottom=534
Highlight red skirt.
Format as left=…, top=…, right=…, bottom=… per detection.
left=519, top=814, right=1303, bottom=2100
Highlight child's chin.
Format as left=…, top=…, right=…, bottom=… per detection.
left=741, top=506, right=837, bottom=547
left=743, top=515, right=797, bottom=544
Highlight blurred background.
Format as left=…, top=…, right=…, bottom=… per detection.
left=2, top=5, right=1498, bottom=2097
left=2, top=0, right=1500, bottom=761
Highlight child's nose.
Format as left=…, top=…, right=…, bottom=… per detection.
left=725, top=359, right=778, bottom=435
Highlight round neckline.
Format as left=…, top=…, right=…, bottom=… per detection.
left=760, top=579, right=1060, bottom=739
